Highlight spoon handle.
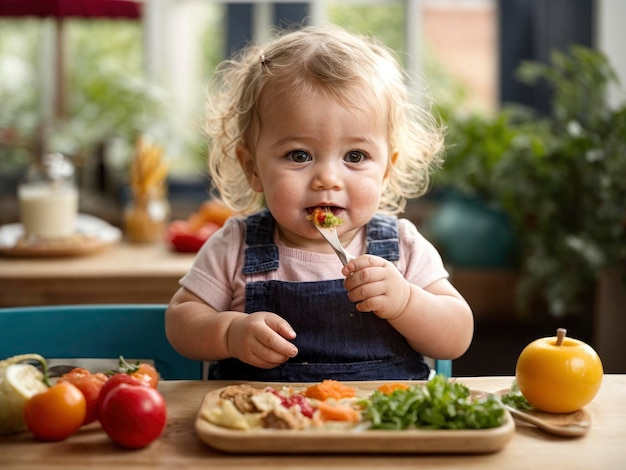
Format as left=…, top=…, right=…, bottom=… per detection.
left=505, top=405, right=589, bottom=437
left=315, top=225, right=355, bottom=266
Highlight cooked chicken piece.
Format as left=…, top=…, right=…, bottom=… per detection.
left=219, top=384, right=263, bottom=414
left=261, top=405, right=309, bottom=430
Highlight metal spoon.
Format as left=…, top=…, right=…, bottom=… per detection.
left=504, top=405, right=591, bottom=437
left=314, top=224, right=355, bottom=266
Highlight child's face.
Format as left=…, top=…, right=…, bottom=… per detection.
left=238, top=87, right=393, bottom=251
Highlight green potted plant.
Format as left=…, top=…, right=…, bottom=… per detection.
left=491, top=46, right=626, bottom=371
left=427, top=46, right=626, bottom=361
left=492, top=46, right=626, bottom=317
left=425, top=104, right=526, bottom=269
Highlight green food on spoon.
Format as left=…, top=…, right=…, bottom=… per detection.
left=308, top=207, right=343, bottom=228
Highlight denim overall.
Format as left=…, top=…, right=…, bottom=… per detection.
left=208, top=210, right=430, bottom=381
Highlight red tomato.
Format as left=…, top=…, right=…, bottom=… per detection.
left=97, top=372, right=147, bottom=418
left=314, top=207, right=327, bottom=225
left=24, top=382, right=86, bottom=441
left=99, top=383, right=167, bottom=449
left=166, top=220, right=219, bottom=252
left=58, top=367, right=108, bottom=424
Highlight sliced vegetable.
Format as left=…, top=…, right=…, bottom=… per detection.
left=377, top=383, right=410, bottom=394
left=361, top=375, right=506, bottom=430
left=267, top=388, right=316, bottom=419
left=303, top=379, right=356, bottom=401
left=315, top=400, right=361, bottom=423
left=0, top=354, right=49, bottom=435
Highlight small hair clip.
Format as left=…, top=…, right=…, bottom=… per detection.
left=260, top=53, right=266, bottom=65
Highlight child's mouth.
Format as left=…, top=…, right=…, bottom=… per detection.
left=307, top=207, right=344, bottom=227
left=307, top=206, right=339, bottom=215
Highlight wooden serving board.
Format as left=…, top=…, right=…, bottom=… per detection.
left=194, top=382, right=515, bottom=454
left=0, top=215, right=123, bottom=258
left=0, top=236, right=116, bottom=257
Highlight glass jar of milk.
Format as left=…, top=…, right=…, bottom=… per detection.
left=18, top=154, right=78, bottom=240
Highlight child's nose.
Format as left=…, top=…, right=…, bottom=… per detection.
left=312, top=161, right=343, bottom=190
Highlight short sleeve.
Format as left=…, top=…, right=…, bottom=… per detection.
left=179, top=217, right=246, bottom=311
left=397, top=218, right=449, bottom=288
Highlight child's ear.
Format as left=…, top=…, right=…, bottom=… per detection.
left=236, top=142, right=263, bottom=192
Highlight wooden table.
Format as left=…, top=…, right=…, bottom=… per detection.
left=1, top=376, right=624, bottom=469
left=0, top=241, right=195, bottom=307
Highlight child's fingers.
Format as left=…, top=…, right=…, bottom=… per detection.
left=249, top=348, right=294, bottom=369
left=342, top=254, right=387, bottom=277
left=262, top=315, right=298, bottom=357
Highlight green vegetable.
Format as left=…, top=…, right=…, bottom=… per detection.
left=360, top=375, right=506, bottom=430
left=500, top=380, right=533, bottom=411
left=320, top=212, right=343, bottom=227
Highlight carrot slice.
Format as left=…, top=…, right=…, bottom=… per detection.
left=377, top=383, right=410, bottom=394
left=303, top=380, right=356, bottom=401
left=315, top=400, right=361, bottom=423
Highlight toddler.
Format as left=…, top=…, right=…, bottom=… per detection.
left=165, top=25, right=473, bottom=381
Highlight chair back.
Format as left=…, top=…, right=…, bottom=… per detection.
left=434, top=359, right=452, bottom=378
left=0, top=304, right=203, bottom=380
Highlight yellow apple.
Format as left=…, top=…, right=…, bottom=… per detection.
left=515, top=328, right=603, bottom=413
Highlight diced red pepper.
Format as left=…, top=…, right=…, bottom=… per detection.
left=267, top=388, right=316, bottom=418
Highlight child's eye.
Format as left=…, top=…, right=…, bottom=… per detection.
left=286, top=150, right=311, bottom=163
left=344, top=151, right=367, bottom=163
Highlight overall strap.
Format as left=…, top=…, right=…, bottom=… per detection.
left=243, top=211, right=400, bottom=274
left=366, top=214, right=400, bottom=261
left=242, top=210, right=279, bottom=275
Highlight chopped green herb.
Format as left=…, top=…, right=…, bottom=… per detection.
left=320, top=212, right=343, bottom=227
left=360, top=375, right=506, bottom=430
left=500, top=380, right=533, bottom=411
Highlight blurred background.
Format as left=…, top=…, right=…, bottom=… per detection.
left=1, top=0, right=624, bottom=374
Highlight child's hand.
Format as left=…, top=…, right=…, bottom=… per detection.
left=342, top=255, right=411, bottom=320
left=226, top=312, right=298, bottom=368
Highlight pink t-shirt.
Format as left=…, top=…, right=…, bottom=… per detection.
left=179, top=216, right=448, bottom=312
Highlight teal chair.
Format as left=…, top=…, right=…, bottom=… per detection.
left=433, top=359, right=452, bottom=378
left=0, top=304, right=203, bottom=380
left=0, top=304, right=450, bottom=380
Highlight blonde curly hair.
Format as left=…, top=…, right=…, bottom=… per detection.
left=205, top=25, right=444, bottom=215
